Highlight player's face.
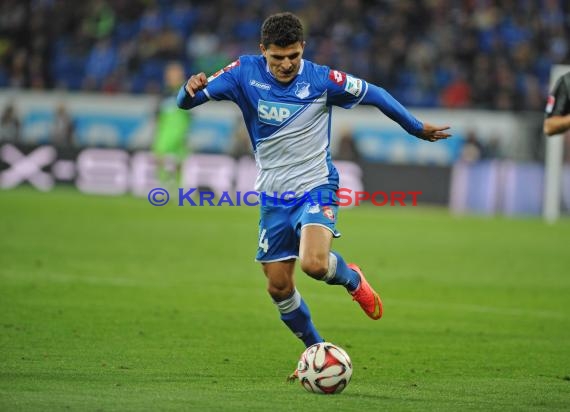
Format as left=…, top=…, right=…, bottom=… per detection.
left=260, top=41, right=305, bottom=83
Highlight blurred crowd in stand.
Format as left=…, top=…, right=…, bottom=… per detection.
left=0, top=0, right=568, bottom=111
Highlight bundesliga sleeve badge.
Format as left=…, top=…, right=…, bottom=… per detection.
left=344, top=75, right=363, bottom=97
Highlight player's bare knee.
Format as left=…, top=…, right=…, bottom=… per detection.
left=300, top=257, right=327, bottom=279
left=267, top=282, right=294, bottom=301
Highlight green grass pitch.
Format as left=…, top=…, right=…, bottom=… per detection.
left=1, top=188, right=569, bottom=411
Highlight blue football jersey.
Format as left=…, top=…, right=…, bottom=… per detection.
left=201, top=56, right=368, bottom=195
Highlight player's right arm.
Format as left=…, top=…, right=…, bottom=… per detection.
left=185, top=73, right=208, bottom=98
left=177, top=60, right=242, bottom=110
left=177, top=73, right=209, bottom=109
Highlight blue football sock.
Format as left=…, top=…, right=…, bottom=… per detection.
left=322, top=251, right=361, bottom=292
left=274, top=289, right=324, bottom=348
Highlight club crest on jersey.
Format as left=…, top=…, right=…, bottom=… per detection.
left=295, top=82, right=311, bottom=99
left=258, top=99, right=303, bottom=126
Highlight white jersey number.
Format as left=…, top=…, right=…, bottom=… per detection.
left=258, top=228, right=269, bottom=253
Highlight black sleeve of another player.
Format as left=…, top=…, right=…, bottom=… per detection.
left=548, top=76, right=570, bottom=117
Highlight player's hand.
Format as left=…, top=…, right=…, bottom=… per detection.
left=416, top=123, right=451, bottom=142
left=185, top=73, right=208, bottom=97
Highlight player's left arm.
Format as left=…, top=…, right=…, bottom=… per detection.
left=360, top=83, right=451, bottom=142
left=325, top=69, right=450, bottom=142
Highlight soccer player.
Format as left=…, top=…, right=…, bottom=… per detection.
left=177, top=12, right=450, bottom=380
left=153, top=62, right=192, bottom=187
left=544, top=71, right=570, bottom=136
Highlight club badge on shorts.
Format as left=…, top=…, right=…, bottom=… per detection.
left=323, top=206, right=335, bottom=221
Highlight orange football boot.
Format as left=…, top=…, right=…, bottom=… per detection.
left=348, top=263, right=383, bottom=320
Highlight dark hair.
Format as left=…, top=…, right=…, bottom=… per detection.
left=260, top=12, right=304, bottom=48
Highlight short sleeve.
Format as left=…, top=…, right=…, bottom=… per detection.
left=325, top=68, right=368, bottom=109
left=545, top=73, right=570, bottom=118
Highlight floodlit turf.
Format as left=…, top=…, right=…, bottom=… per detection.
left=1, top=187, right=569, bottom=411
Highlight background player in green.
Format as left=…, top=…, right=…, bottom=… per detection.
left=153, top=62, right=192, bottom=186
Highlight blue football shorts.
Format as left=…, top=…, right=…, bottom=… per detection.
left=255, top=184, right=341, bottom=262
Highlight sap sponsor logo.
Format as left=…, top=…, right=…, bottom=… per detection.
left=249, top=80, right=271, bottom=90
left=294, top=82, right=311, bottom=99
left=329, top=70, right=346, bottom=86
left=258, top=99, right=302, bottom=126
left=344, top=75, right=363, bottom=97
